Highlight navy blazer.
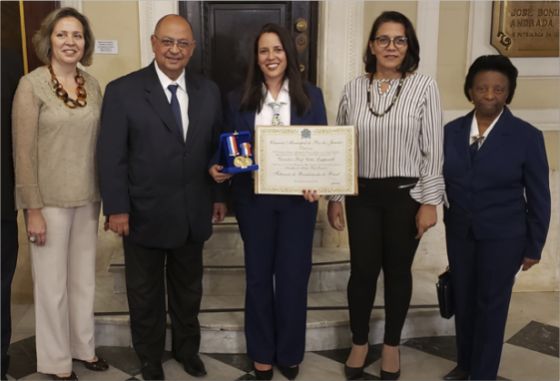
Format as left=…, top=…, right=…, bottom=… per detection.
left=443, top=107, right=551, bottom=259
left=223, top=84, right=328, bottom=201
left=97, top=62, right=225, bottom=248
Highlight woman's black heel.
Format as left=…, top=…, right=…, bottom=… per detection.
left=380, top=348, right=400, bottom=380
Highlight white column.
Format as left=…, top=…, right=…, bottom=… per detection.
left=138, top=1, right=179, bottom=68
left=416, top=1, right=440, bottom=80
left=59, top=1, right=83, bottom=12
left=317, top=1, right=364, bottom=125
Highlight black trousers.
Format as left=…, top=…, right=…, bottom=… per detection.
left=123, top=235, right=204, bottom=363
left=345, top=177, right=421, bottom=346
left=1, top=220, right=18, bottom=376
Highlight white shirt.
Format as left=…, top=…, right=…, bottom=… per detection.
left=255, top=79, right=291, bottom=126
left=154, top=62, right=189, bottom=141
left=470, top=109, right=504, bottom=148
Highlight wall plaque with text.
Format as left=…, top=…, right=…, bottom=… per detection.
left=491, top=1, right=559, bottom=57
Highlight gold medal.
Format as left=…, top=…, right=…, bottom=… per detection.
left=243, top=157, right=253, bottom=166
left=234, top=156, right=247, bottom=168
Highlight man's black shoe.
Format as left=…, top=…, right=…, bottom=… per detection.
left=178, top=355, right=207, bottom=377
left=443, top=366, right=470, bottom=380
left=141, top=361, right=164, bottom=380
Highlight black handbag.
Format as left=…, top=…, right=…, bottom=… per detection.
left=436, top=268, right=454, bottom=319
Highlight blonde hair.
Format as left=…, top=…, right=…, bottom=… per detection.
left=32, top=7, right=95, bottom=66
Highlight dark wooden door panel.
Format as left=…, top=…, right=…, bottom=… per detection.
left=181, top=1, right=317, bottom=100
left=207, top=3, right=287, bottom=100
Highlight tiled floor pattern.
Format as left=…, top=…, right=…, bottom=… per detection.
left=6, top=292, right=559, bottom=380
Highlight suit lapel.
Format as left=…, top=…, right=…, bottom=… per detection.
left=290, top=103, right=301, bottom=125
left=474, top=107, right=513, bottom=163
left=185, top=69, right=202, bottom=150
left=453, top=110, right=473, bottom=167
left=144, top=63, right=184, bottom=144
left=243, top=110, right=256, bottom=131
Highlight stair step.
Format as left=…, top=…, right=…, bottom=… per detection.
left=93, top=269, right=454, bottom=353
left=109, top=247, right=350, bottom=295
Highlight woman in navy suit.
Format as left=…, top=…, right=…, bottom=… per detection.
left=442, top=55, right=551, bottom=381
left=210, top=23, right=327, bottom=380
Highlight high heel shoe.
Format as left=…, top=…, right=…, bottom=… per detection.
left=344, top=363, right=365, bottom=380
left=380, top=348, right=400, bottom=380
left=344, top=344, right=368, bottom=380
left=278, top=365, right=299, bottom=380
left=254, top=367, right=273, bottom=380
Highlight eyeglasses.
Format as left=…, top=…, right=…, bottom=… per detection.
left=154, top=35, right=193, bottom=50
left=374, top=36, right=408, bottom=48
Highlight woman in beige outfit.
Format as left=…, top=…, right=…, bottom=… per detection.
left=12, top=8, right=108, bottom=380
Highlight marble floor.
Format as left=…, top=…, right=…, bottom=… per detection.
left=6, top=292, right=559, bottom=380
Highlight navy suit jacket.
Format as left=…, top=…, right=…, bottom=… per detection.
left=223, top=84, right=328, bottom=202
left=97, top=62, right=225, bottom=248
left=443, top=107, right=551, bottom=259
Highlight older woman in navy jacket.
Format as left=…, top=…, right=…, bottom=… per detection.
left=442, top=55, right=551, bottom=381
left=210, top=23, right=327, bottom=380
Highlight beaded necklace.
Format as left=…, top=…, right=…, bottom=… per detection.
left=48, top=65, right=87, bottom=108
left=366, top=73, right=405, bottom=117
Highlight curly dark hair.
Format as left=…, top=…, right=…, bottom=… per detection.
left=364, top=11, right=420, bottom=75
left=464, top=55, right=518, bottom=104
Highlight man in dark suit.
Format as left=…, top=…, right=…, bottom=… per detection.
left=97, top=15, right=226, bottom=380
left=1, top=47, right=24, bottom=381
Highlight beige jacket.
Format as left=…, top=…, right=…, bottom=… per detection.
left=12, top=67, right=102, bottom=210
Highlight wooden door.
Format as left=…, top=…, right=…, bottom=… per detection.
left=180, top=1, right=318, bottom=101
left=1, top=1, right=57, bottom=74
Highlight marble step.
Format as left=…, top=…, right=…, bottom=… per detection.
left=94, top=269, right=454, bottom=353
left=109, top=246, right=350, bottom=295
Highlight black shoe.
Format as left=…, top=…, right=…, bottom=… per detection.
left=344, top=364, right=365, bottom=380
left=141, top=361, right=164, bottom=380
left=73, top=357, right=109, bottom=371
left=51, top=372, right=79, bottom=380
left=443, top=366, right=470, bottom=380
left=178, top=355, right=207, bottom=377
left=278, top=365, right=299, bottom=380
left=254, top=368, right=273, bottom=380
left=380, top=348, right=400, bottom=380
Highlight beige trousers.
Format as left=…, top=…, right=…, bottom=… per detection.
left=28, top=202, right=100, bottom=374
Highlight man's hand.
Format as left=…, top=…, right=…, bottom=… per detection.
left=106, top=213, right=130, bottom=236
left=415, top=204, right=437, bottom=239
left=302, top=190, right=320, bottom=203
left=521, top=257, right=539, bottom=271
left=213, top=202, right=227, bottom=223
left=327, top=201, right=345, bottom=231
left=209, top=165, right=233, bottom=184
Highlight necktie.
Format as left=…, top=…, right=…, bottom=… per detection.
left=269, top=101, right=285, bottom=126
left=470, top=135, right=484, bottom=162
left=168, top=84, right=184, bottom=138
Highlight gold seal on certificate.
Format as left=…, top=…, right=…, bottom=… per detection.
left=254, top=125, right=358, bottom=195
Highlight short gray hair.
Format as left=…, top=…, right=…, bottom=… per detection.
left=32, top=7, right=95, bottom=66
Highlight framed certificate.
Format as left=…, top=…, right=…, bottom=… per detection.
left=254, top=125, right=357, bottom=195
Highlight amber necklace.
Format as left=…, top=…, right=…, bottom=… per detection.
left=367, top=72, right=405, bottom=117
left=48, top=65, right=87, bottom=108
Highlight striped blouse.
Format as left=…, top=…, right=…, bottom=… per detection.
left=328, top=73, right=444, bottom=204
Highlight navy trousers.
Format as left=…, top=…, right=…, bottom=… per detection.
left=235, top=194, right=317, bottom=367
left=446, top=229, right=525, bottom=380
left=1, top=220, right=19, bottom=377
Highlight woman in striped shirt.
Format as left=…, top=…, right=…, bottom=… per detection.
left=327, top=11, right=444, bottom=380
